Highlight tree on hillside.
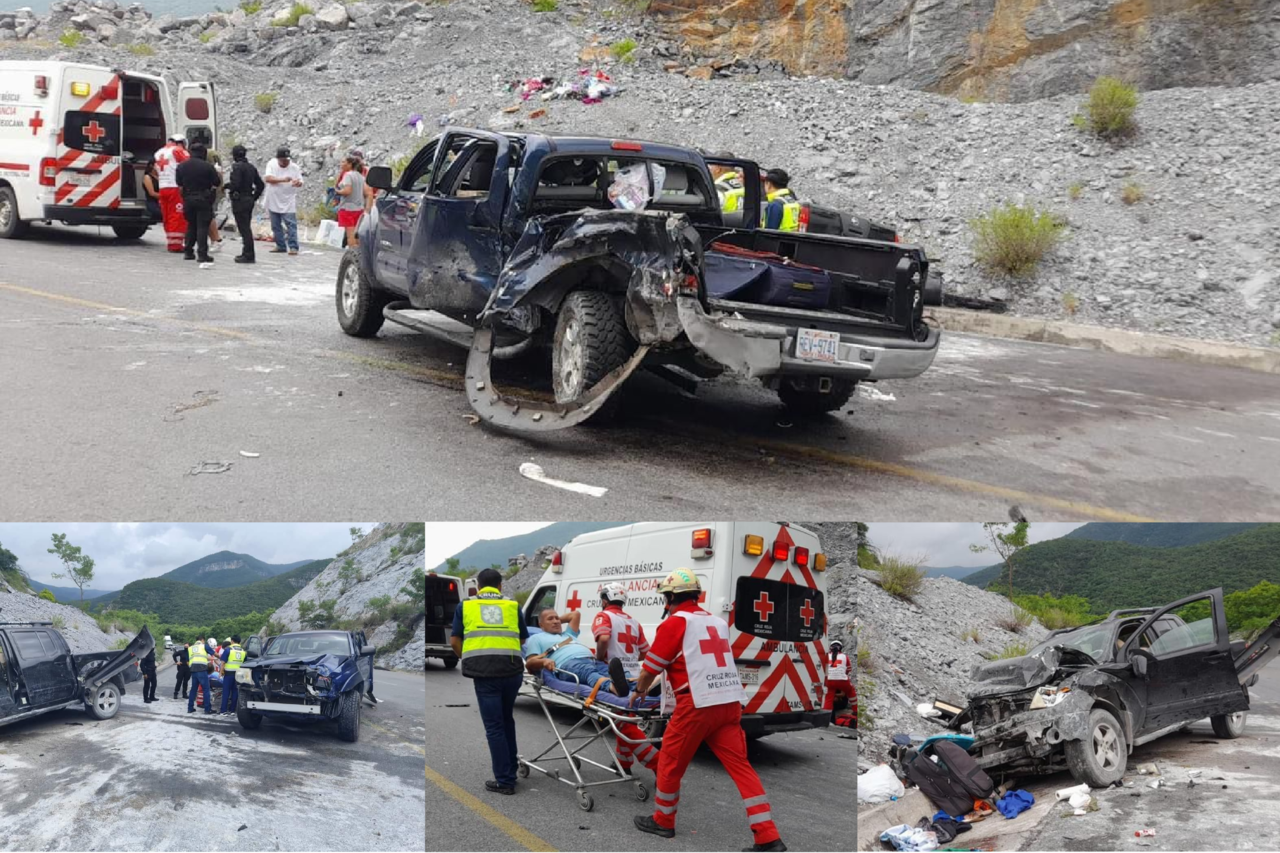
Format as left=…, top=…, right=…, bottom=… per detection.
left=445, top=557, right=460, bottom=574
left=971, top=521, right=1030, bottom=600
left=350, top=527, right=365, bottom=544
left=401, top=567, right=425, bottom=603
left=48, top=533, right=96, bottom=604
left=0, top=541, right=33, bottom=592
left=39, top=588, right=56, bottom=602
left=855, top=523, right=880, bottom=569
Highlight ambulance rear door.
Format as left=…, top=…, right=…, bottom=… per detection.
left=55, top=65, right=124, bottom=212
left=424, top=573, right=462, bottom=649
left=176, top=81, right=217, bottom=151
left=727, top=522, right=827, bottom=718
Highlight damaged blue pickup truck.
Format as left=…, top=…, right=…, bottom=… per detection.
left=235, top=629, right=377, bottom=742
left=335, top=129, right=943, bottom=431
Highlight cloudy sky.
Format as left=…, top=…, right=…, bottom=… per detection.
left=865, top=522, right=1086, bottom=567
left=0, top=522, right=554, bottom=592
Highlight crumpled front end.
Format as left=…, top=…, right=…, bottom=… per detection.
left=968, top=686, right=1095, bottom=773
left=238, top=653, right=348, bottom=718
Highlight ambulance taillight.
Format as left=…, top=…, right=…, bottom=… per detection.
left=691, top=527, right=712, bottom=558
left=793, top=547, right=810, bottom=568
left=814, top=553, right=827, bottom=572
left=772, top=540, right=789, bottom=561
left=39, top=158, right=57, bottom=187
left=34, top=75, right=48, bottom=97
left=551, top=550, right=563, bottom=573
left=743, top=534, right=764, bottom=556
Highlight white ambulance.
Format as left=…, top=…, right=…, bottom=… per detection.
left=0, top=61, right=217, bottom=240
left=425, top=571, right=464, bottom=670
left=520, top=522, right=832, bottom=736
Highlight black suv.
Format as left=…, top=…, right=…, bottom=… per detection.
left=960, top=588, right=1279, bottom=786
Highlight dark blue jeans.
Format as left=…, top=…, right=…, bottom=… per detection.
left=474, top=673, right=522, bottom=787
left=188, top=670, right=211, bottom=713
left=220, top=672, right=239, bottom=713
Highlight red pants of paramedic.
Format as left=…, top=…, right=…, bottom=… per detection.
left=824, top=680, right=855, bottom=711
left=652, top=699, right=780, bottom=845
left=159, top=187, right=186, bottom=252
left=615, top=720, right=659, bottom=772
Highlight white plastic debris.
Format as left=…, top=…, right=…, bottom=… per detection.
left=1068, top=792, right=1092, bottom=810
left=916, top=703, right=942, bottom=718
left=238, top=451, right=260, bottom=458
left=1148, top=778, right=1163, bottom=789
left=858, top=764, right=905, bottom=804
left=518, top=462, right=608, bottom=497
left=1056, top=783, right=1091, bottom=802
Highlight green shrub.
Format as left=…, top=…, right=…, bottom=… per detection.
left=960, top=627, right=981, bottom=643
left=59, top=30, right=85, bottom=48
left=1062, top=292, right=1080, bottom=316
left=872, top=555, right=926, bottom=602
left=856, top=675, right=874, bottom=730
left=39, top=588, right=57, bottom=602
left=1014, top=593, right=1092, bottom=630
left=240, top=0, right=263, bottom=12
left=993, top=641, right=1030, bottom=660
left=126, top=42, right=156, bottom=56
left=52, top=615, right=66, bottom=629
left=531, top=0, right=558, bottom=11
left=995, top=607, right=1034, bottom=634
left=253, top=92, right=279, bottom=113
left=610, top=38, right=638, bottom=62
left=971, top=203, right=1065, bottom=276
left=199, top=30, right=216, bottom=44
left=274, top=2, right=313, bottom=26
left=112, top=637, right=131, bottom=650
left=1120, top=182, right=1144, bottom=206
left=1067, top=181, right=1084, bottom=201
left=298, top=599, right=338, bottom=630
left=1075, top=76, right=1138, bottom=139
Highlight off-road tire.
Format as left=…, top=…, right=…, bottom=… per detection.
left=337, top=687, right=361, bottom=742
left=443, top=656, right=459, bottom=670
left=1065, top=708, right=1127, bottom=787
left=85, top=682, right=121, bottom=720
left=776, top=378, right=857, bottom=415
left=336, top=250, right=390, bottom=338
left=552, top=290, right=633, bottom=413
left=112, top=224, right=148, bottom=240
left=1210, top=711, right=1247, bottom=739
left=0, top=186, right=28, bottom=239
left=236, top=692, right=262, bottom=730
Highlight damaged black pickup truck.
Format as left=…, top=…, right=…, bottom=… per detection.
left=336, top=129, right=942, bottom=431
left=1, top=622, right=153, bottom=729
left=950, top=589, right=1280, bottom=787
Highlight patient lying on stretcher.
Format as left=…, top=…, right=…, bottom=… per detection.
left=524, top=609, right=633, bottom=697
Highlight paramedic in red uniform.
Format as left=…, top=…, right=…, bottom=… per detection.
left=631, top=569, right=787, bottom=852
left=593, top=582, right=660, bottom=774
left=823, top=639, right=854, bottom=719
left=153, top=134, right=189, bottom=252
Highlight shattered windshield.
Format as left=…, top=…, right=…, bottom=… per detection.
left=265, top=633, right=350, bottom=657
left=1029, top=623, right=1113, bottom=662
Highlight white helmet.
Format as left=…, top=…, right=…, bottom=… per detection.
left=601, top=582, right=628, bottom=604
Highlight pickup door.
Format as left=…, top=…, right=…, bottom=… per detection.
left=4, top=627, right=80, bottom=708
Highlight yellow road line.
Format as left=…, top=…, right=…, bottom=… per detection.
left=0, top=282, right=250, bottom=340
left=364, top=719, right=556, bottom=852
left=2, top=280, right=1157, bottom=520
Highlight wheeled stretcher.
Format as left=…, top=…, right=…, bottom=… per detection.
left=518, top=669, right=667, bottom=811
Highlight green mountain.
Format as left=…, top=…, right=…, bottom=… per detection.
left=29, top=582, right=118, bottom=601
left=107, top=559, right=329, bottom=622
left=963, top=524, right=1280, bottom=612
left=1063, top=522, right=1262, bottom=549
left=158, top=551, right=320, bottom=589
left=434, top=523, right=630, bottom=573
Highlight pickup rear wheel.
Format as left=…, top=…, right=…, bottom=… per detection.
left=236, top=692, right=263, bottom=730
left=336, top=250, right=390, bottom=338
left=337, top=688, right=361, bottom=742
left=1210, top=711, right=1247, bottom=738
left=85, top=682, right=121, bottom=720
left=443, top=656, right=459, bottom=670
left=776, top=378, right=857, bottom=415
left=553, top=291, right=633, bottom=412
left=1065, top=708, right=1127, bottom=787
left=0, top=186, right=29, bottom=239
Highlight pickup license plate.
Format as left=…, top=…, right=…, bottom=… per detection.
left=795, top=327, right=840, bottom=363
left=63, top=173, right=93, bottom=187
left=738, top=668, right=761, bottom=685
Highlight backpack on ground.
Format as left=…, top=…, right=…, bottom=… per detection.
left=930, top=740, right=996, bottom=801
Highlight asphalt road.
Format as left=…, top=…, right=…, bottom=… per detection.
left=424, top=664, right=856, bottom=852
left=0, top=665, right=426, bottom=851
left=3, top=226, right=1279, bottom=520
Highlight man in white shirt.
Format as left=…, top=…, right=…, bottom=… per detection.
left=263, top=146, right=304, bottom=255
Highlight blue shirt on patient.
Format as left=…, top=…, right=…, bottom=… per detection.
left=524, top=627, right=593, bottom=667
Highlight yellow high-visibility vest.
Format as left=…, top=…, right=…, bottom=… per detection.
left=764, top=188, right=802, bottom=231
left=460, top=587, right=523, bottom=677
left=188, top=644, right=209, bottom=667
left=223, top=644, right=246, bottom=671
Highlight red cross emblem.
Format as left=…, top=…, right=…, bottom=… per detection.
left=155, top=154, right=170, bottom=171
left=753, top=592, right=775, bottom=621
left=698, top=590, right=707, bottom=604
left=699, top=626, right=731, bottom=668
left=28, top=111, right=43, bottom=136
left=83, top=120, right=105, bottom=144
left=565, top=590, right=582, bottom=612
left=799, top=598, right=816, bottom=628
left=615, top=624, right=640, bottom=654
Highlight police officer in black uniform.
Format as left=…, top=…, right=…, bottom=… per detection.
left=227, top=144, right=265, bottom=264
left=175, top=142, right=222, bottom=263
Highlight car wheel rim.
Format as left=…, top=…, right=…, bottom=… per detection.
left=1093, top=722, right=1120, bottom=770
left=98, top=688, right=117, bottom=714
left=557, top=317, right=584, bottom=400
left=0, top=197, right=11, bottom=231
left=341, top=263, right=360, bottom=317
left=1229, top=712, right=1245, bottom=728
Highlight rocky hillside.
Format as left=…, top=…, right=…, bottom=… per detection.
left=0, top=578, right=134, bottom=652
left=650, top=0, right=1280, bottom=101
left=269, top=523, right=424, bottom=671
left=854, top=568, right=1049, bottom=763
left=3, top=0, right=1278, bottom=346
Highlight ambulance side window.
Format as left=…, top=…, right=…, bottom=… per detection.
left=526, top=585, right=558, bottom=628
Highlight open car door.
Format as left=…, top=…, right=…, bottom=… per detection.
left=58, top=68, right=124, bottom=212
left=703, top=155, right=762, bottom=233
left=80, top=626, right=154, bottom=691
left=176, top=82, right=217, bottom=151
left=1236, top=617, right=1280, bottom=685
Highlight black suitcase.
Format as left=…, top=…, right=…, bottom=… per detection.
left=752, top=261, right=832, bottom=310
left=903, top=749, right=974, bottom=818
left=931, top=740, right=996, bottom=800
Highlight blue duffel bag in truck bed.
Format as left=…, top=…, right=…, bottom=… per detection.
left=703, top=242, right=833, bottom=311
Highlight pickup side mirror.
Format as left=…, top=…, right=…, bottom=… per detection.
left=361, top=645, right=377, bottom=656
left=1130, top=649, right=1152, bottom=678
left=367, top=166, right=393, bottom=191
left=246, top=647, right=259, bottom=659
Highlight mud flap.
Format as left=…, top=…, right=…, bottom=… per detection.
left=465, top=327, right=651, bottom=432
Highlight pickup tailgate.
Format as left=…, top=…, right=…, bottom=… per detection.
left=1236, top=618, right=1280, bottom=685
left=75, top=627, right=154, bottom=690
